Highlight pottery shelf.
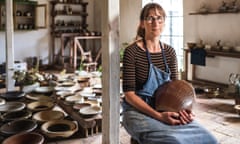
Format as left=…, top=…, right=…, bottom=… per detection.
left=189, top=11, right=240, bottom=15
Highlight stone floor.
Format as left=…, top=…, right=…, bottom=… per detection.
left=47, top=95, right=240, bottom=144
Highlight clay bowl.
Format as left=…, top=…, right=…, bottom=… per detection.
left=0, top=119, right=37, bottom=136
left=2, top=132, right=44, bottom=144
left=0, top=91, right=25, bottom=101
left=41, top=120, right=78, bottom=138
left=0, top=102, right=26, bottom=113
left=0, top=98, right=6, bottom=105
left=154, top=80, right=196, bottom=112
left=27, top=101, right=55, bottom=112
left=72, top=102, right=91, bottom=111
left=234, top=105, right=240, bottom=116
left=1, top=110, right=32, bottom=122
left=33, top=110, right=65, bottom=123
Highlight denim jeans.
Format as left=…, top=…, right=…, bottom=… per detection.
left=122, top=110, right=218, bottom=144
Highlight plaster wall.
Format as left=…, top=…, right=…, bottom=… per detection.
left=184, top=0, right=240, bottom=84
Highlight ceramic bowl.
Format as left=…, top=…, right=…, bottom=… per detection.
left=41, top=120, right=78, bottom=138
left=2, top=132, right=44, bottom=144
left=0, top=119, right=37, bottom=136
left=65, top=94, right=84, bottom=104
left=0, top=102, right=26, bottom=113
left=27, top=101, right=55, bottom=112
left=26, top=93, right=53, bottom=101
left=34, top=86, right=54, bottom=94
left=0, top=91, right=25, bottom=101
left=79, top=105, right=102, bottom=117
left=33, top=110, right=65, bottom=123
left=154, top=80, right=196, bottom=112
left=1, top=110, right=32, bottom=122
left=0, top=98, right=6, bottom=105
left=72, top=102, right=91, bottom=111
left=234, top=105, right=240, bottom=115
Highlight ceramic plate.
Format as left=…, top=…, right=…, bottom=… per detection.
left=0, top=102, right=26, bottom=112
left=65, top=95, right=83, bottom=104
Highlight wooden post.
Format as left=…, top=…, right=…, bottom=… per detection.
left=5, top=0, right=15, bottom=91
left=101, top=0, right=120, bottom=143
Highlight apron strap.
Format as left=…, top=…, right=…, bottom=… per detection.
left=143, top=39, right=170, bottom=72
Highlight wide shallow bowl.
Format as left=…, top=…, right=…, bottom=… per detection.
left=73, top=102, right=91, bottom=111
left=1, top=110, right=32, bottom=122
left=26, top=93, right=53, bottom=101
left=154, top=80, right=196, bottom=112
left=0, top=98, right=6, bottom=105
left=41, top=120, right=78, bottom=138
left=65, top=94, right=84, bottom=104
left=27, top=101, right=55, bottom=112
left=234, top=105, right=240, bottom=116
left=0, top=102, right=26, bottom=113
left=79, top=105, right=102, bottom=117
left=0, top=119, right=37, bottom=136
left=2, top=132, right=44, bottom=144
left=0, top=91, right=25, bottom=101
left=34, top=86, right=54, bottom=94
left=33, top=110, right=65, bottom=123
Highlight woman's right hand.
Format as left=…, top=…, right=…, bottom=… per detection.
left=158, top=111, right=182, bottom=125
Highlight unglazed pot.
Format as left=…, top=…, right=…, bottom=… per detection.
left=154, top=80, right=196, bottom=112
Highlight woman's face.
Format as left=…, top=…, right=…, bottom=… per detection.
left=141, top=9, right=165, bottom=38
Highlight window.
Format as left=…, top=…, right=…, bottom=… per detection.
left=142, top=0, right=184, bottom=71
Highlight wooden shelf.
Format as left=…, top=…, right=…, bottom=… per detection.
left=189, top=11, right=239, bottom=15
left=184, top=48, right=240, bottom=59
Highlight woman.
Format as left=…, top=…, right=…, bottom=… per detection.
left=121, top=3, right=218, bottom=144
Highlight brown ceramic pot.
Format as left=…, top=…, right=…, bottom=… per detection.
left=154, top=80, right=196, bottom=112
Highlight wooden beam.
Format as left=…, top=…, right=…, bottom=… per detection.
left=101, top=0, right=120, bottom=143
left=5, top=0, right=15, bottom=91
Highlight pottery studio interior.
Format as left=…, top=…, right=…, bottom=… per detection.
left=0, top=0, right=240, bottom=144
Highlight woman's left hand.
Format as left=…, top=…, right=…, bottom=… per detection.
left=178, top=110, right=195, bottom=125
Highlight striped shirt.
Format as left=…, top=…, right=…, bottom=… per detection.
left=122, top=42, right=178, bottom=92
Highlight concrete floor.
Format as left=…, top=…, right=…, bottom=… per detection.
left=47, top=95, right=240, bottom=144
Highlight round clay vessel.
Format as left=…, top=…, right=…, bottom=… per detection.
left=154, top=80, right=196, bottom=112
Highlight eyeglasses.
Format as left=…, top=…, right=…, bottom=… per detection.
left=144, top=16, right=164, bottom=23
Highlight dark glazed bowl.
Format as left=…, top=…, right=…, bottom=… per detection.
left=154, top=80, right=196, bottom=112
left=0, top=102, right=26, bottom=113
left=1, top=110, right=32, bottom=122
left=2, top=132, right=44, bottom=144
left=0, top=91, right=25, bottom=101
left=0, top=119, right=37, bottom=136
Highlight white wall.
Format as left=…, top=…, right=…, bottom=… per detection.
left=184, top=0, right=240, bottom=84
left=0, top=0, right=96, bottom=65
left=0, top=0, right=50, bottom=64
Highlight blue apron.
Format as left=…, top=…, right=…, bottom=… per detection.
left=122, top=42, right=171, bottom=110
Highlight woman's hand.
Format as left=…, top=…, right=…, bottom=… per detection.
left=178, top=110, right=194, bottom=125
left=159, top=110, right=194, bottom=125
left=159, top=111, right=181, bottom=125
